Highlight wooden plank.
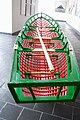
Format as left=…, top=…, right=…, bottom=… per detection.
left=33, top=48, right=55, bottom=52
left=32, top=54, right=53, bottom=56
left=30, top=72, right=51, bottom=74
left=34, top=36, right=51, bottom=40
left=36, top=28, right=54, bottom=72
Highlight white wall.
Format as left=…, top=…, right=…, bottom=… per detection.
left=67, top=14, right=80, bottom=32
left=53, top=13, right=67, bottom=21
left=38, top=0, right=80, bottom=33
left=0, top=0, right=80, bottom=34
left=66, top=0, right=80, bottom=33
left=38, top=0, right=55, bottom=16
left=38, top=0, right=68, bottom=21
left=0, top=0, right=12, bottom=33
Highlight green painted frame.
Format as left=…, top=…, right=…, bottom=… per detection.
left=8, top=13, right=80, bottom=103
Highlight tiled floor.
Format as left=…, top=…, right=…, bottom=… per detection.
left=0, top=22, right=80, bottom=120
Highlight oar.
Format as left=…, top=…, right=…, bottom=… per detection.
left=36, top=28, right=54, bottom=72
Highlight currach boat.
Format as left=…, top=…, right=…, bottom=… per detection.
left=8, top=13, right=80, bottom=103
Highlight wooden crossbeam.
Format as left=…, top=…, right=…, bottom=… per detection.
left=29, top=72, right=51, bottom=74
left=34, top=37, right=51, bottom=40
left=33, top=48, right=55, bottom=52
left=32, top=54, right=53, bottom=56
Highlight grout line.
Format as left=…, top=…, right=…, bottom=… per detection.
left=33, top=103, right=37, bottom=109
left=63, top=102, right=65, bottom=105
left=0, top=99, right=74, bottom=120
left=51, top=103, right=56, bottom=115
left=0, top=82, right=5, bottom=88
left=0, top=101, right=42, bottom=119
left=0, top=101, right=71, bottom=120
left=39, top=112, right=43, bottom=120
left=41, top=112, right=70, bottom=120
left=4, top=102, right=43, bottom=114
left=9, top=102, right=23, bottom=108
left=0, top=103, right=7, bottom=112
left=0, top=100, right=23, bottom=109
left=64, top=102, right=80, bottom=110
left=17, top=108, right=24, bottom=120
left=46, top=102, right=71, bottom=120
left=62, top=118, right=70, bottom=120
left=23, top=106, right=43, bottom=114
left=54, top=115, right=70, bottom=120
left=71, top=106, right=74, bottom=120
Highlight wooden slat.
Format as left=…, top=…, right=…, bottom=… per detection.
left=30, top=72, right=51, bottom=74
left=34, top=37, right=51, bottom=40
left=33, top=48, right=55, bottom=52
left=32, top=54, right=53, bottom=56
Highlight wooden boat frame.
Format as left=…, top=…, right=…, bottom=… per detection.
left=8, top=13, right=80, bottom=103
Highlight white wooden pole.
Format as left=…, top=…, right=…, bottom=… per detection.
left=30, top=72, right=51, bottom=74
left=36, top=28, right=54, bottom=72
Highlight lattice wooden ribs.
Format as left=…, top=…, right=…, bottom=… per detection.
left=8, top=13, right=80, bottom=103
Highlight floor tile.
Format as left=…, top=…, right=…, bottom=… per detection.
left=18, top=108, right=41, bottom=120
left=73, top=107, right=80, bottom=120
left=34, top=102, right=55, bottom=114
left=53, top=103, right=72, bottom=119
left=0, top=89, right=6, bottom=99
left=0, top=103, right=22, bottom=120
left=62, top=118, right=69, bottom=120
left=0, top=118, right=6, bottom=120
left=1, top=90, right=15, bottom=104
left=65, top=101, right=80, bottom=109
left=41, top=113, right=62, bottom=120
left=76, top=92, right=80, bottom=101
